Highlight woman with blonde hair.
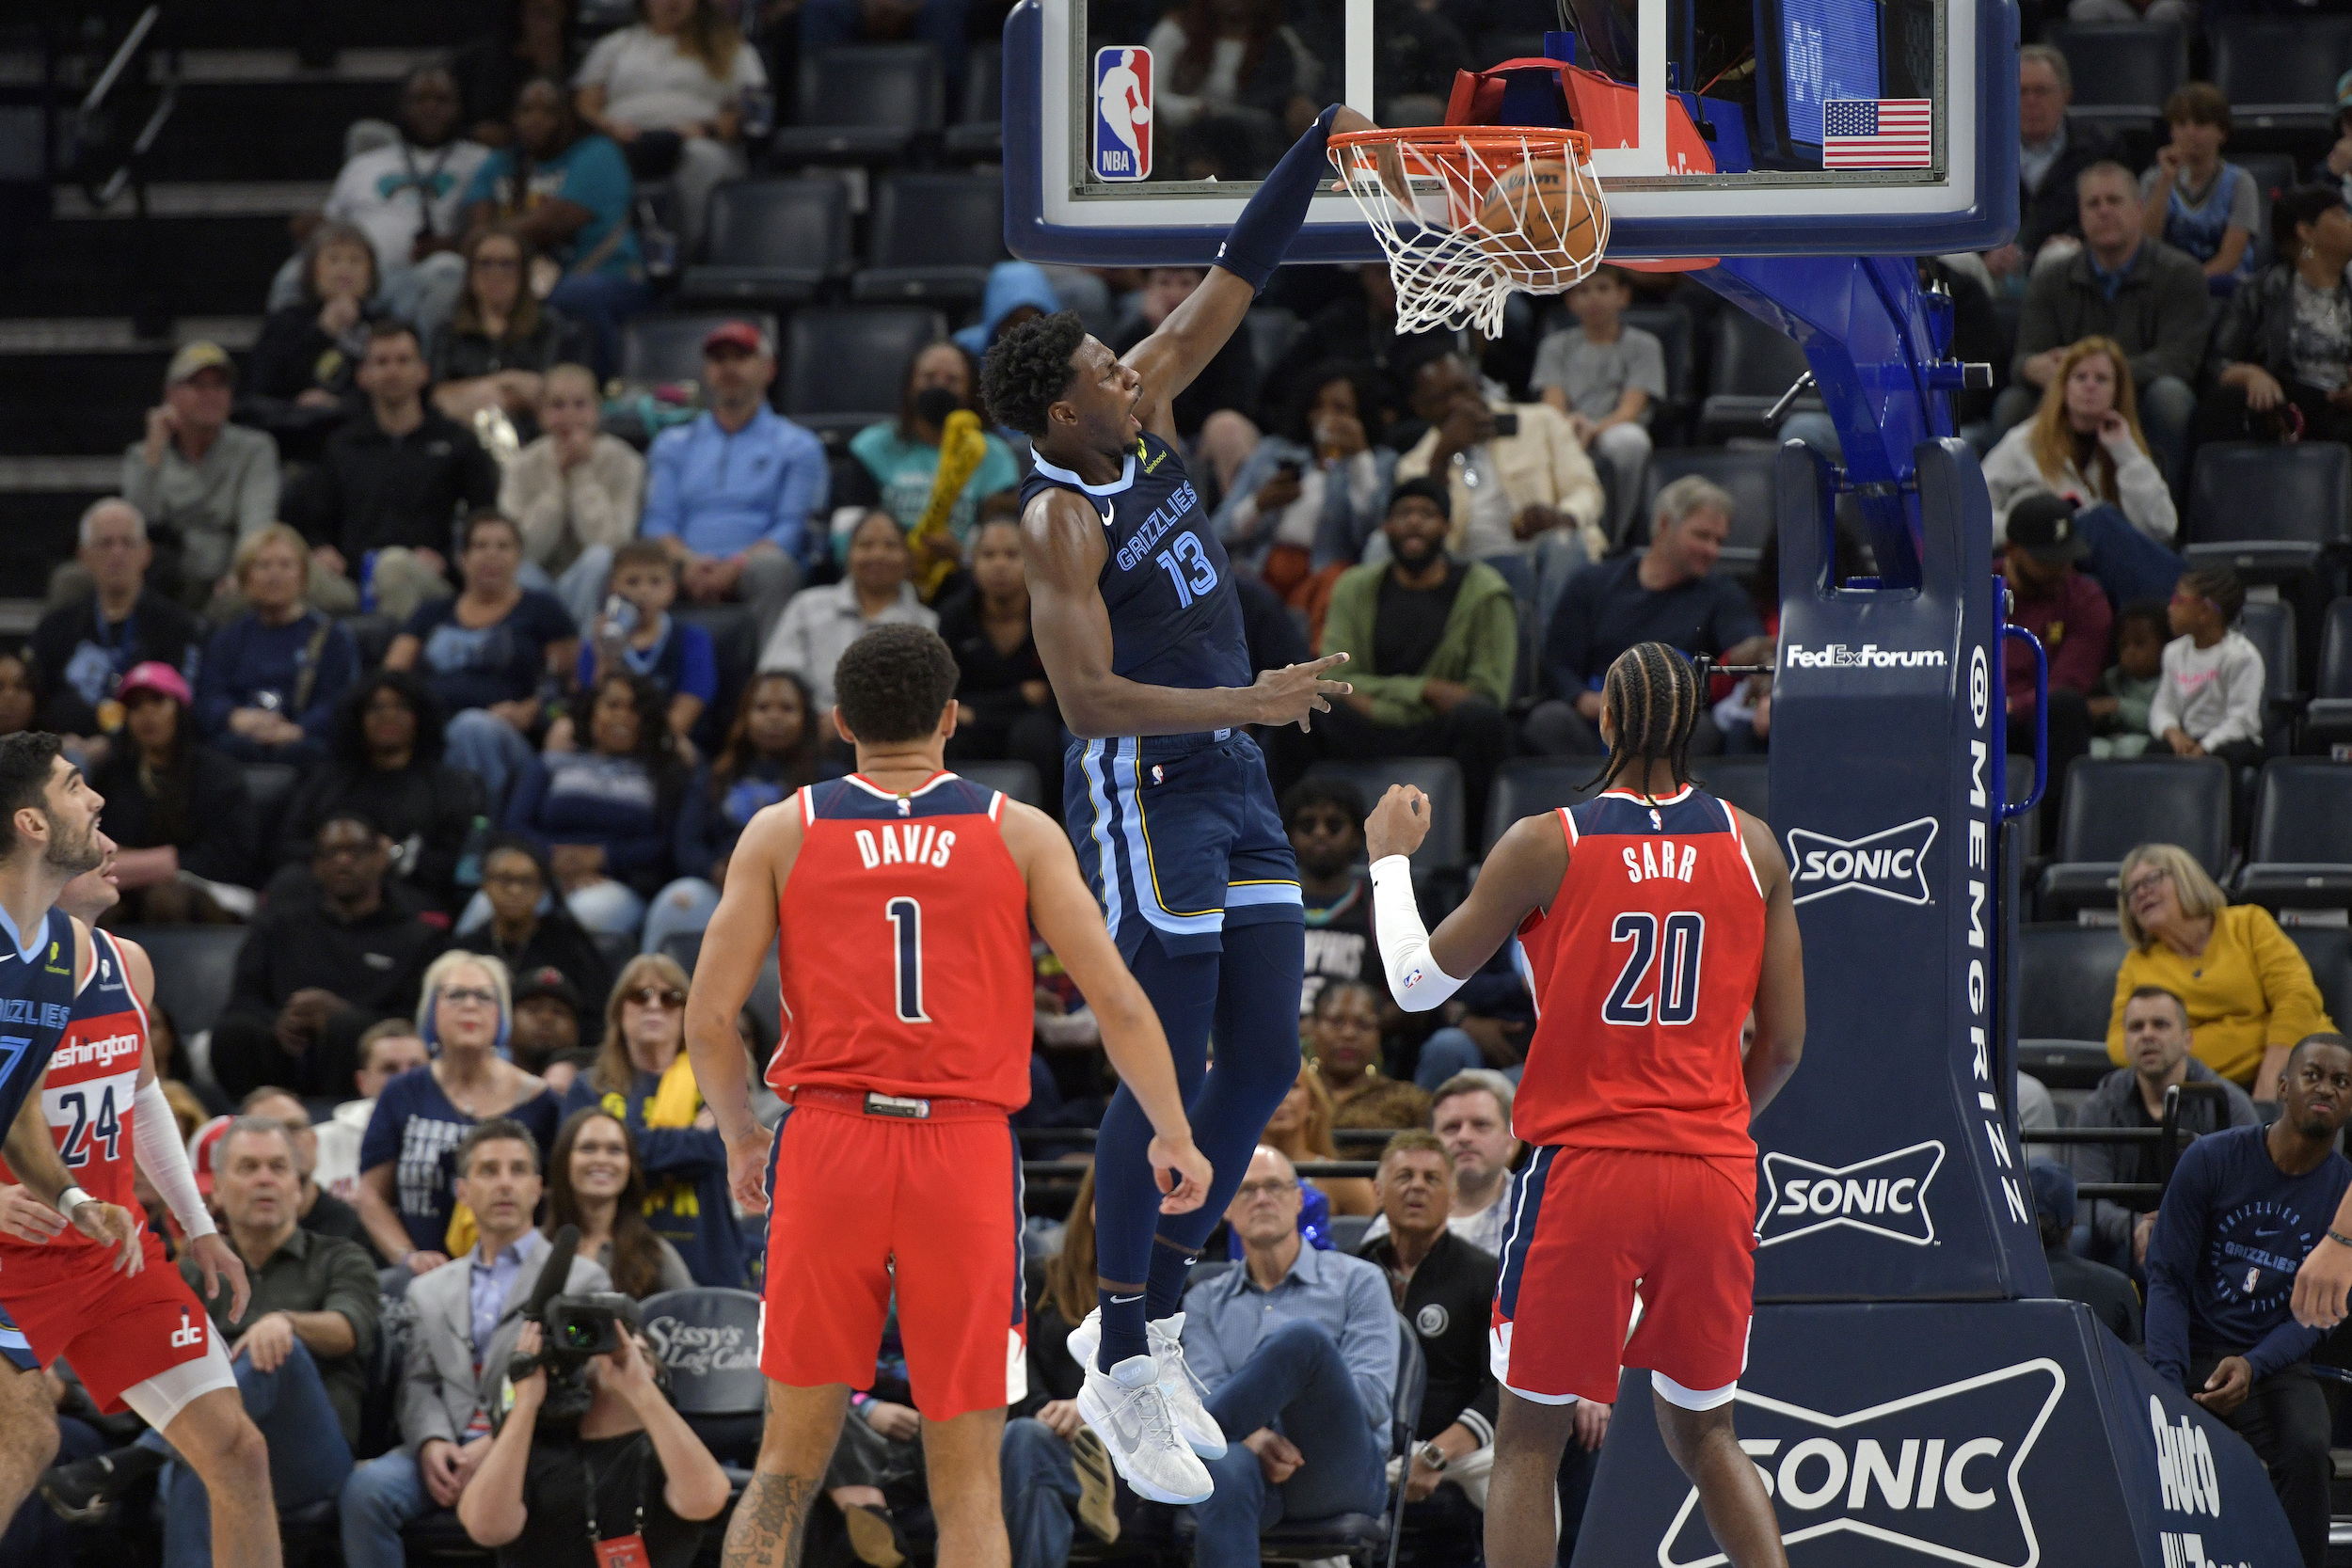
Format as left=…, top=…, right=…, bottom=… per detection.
left=1254, top=1062, right=1376, bottom=1223
left=572, top=0, right=767, bottom=252
left=1982, top=335, right=2184, bottom=606
left=562, top=952, right=744, bottom=1285
left=192, top=523, right=360, bottom=767
left=357, top=949, right=561, bottom=1272
left=2106, top=842, right=2335, bottom=1097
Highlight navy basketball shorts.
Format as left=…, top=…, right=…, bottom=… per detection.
left=1064, top=730, right=1301, bottom=959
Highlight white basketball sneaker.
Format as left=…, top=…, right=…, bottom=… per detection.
left=1067, top=1308, right=1228, bottom=1458
left=1075, top=1353, right=1215, bottom=1505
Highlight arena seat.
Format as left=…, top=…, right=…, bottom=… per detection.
left=2283, top=925, right=2352, bottom=1037
left=1237, top=1321, right=1423, bottom=1568
left=1692, top=755, right=1769, bottom=824
left=1327, top=1212, right=1374, bottom=1255
left=1244, top=307, right=1303, bottom=380
left=1695, top=309, right=1818, bottom=445
left=1622, top=302, right=1697, bottom=442
left=853, top=173, right=1006, bottom=307
left=2209, top=15, right=2352, bottom=132
left=642, top=1287, right=767, bottom=1466
left=2235, top=598, right=2299, bottom=755
left=620, top=311, right=781, bottom=388
left=2301, top=597, right=2352, bottom=749
left=2043, top=23, right=2185, bottom=132
left=2233, top=760, right=2352, bottom=911
left=659, top=931, right=703, bottom=976
left=241, top=762, right=300, bottom=824
left=121, top=925, right=246, bottom=1038
left=1306, top=758, right=1466, bottom=870
left=2016, top=1038, right=2116, bottom=1093
left=958, top=759, right=1043, bottom=807
left=1635, top=446, right=1776, bottom=567
left=1483, top=758, right=1610, bottom=851
left=2184, top=442, right=2350, bottom=581
left=778, top=307, right=950, bottom=440
left=2016, top=924, right=2129, bottom=1044
left=678, top=179, right=853, bottom=307
left=769, top=43, right=946, bottom=166
left=401, top=1509, right=488, bottom=1560
left=944, top=38, right=1004, bottom=159
left=2037, top=757, right=2232, bottom=916
left=592, top=930, right=637, bottom=973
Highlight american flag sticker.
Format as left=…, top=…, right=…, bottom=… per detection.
left=1820, top=99, right=1931, bottom=168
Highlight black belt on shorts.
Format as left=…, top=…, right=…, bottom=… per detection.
left=786, top=1085, right=1008, bottom=1122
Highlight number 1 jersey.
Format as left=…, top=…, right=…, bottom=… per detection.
left=1514, top=786, right=1768, bottom=1166
left=0, top=927, right=149, bottom=1258
left=766, top=774, right=1037, bottom=1110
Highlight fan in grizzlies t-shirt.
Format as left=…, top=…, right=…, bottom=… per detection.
left=1286, top=777, right=1373, bottom=1016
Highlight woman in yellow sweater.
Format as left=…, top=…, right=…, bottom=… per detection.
left=2106, top=843, right=2333, bottom=1097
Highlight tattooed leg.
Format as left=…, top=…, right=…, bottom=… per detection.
left=723, top=1381, right=852, bottom=1568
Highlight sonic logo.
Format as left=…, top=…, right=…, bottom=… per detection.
left=1756, top=1143, right=1946, bottom=1248
left=1786, top=818, right=1939, bottom=907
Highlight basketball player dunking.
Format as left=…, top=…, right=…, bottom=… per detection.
left=979, top=103, right=1373, bottom=1502
left=1366, top=644, right=1808, bottom=1568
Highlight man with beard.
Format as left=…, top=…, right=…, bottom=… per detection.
left=1267, top=478, right=1518, bottom=814
left=0, top=741, right=194, bottom=1539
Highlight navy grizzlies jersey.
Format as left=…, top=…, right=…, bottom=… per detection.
left=0, top=907, right=80, bottom=1138
left=1021, top=432, right=1252, bottom=694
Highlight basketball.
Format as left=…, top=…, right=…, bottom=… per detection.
left=1474, top=156, right=1602, bottom=287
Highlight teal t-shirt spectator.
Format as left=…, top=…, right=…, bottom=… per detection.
left=461, top=135, right=641, bottom=281
left=403, top=588, right=578, bottom=714
left=563, top=1063, right=744, bottom=1287
left=641, top=404, right=828, bottom=563
left=952, top=263, right=1066, bottom=357
left=195, top=608, right=359, bottom=766
left=849, top=422, right=1020, bottom=546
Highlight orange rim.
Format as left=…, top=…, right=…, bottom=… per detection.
left=1328, top=126, right=1593, bottom=160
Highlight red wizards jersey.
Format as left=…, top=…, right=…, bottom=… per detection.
left=767, top=773, right=1036, bottom=1110
left=0, top=927, right=149, bottom=1255
left=1514, top=785, right=1766, bottom=1164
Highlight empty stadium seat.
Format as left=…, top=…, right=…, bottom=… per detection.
left=777, top=307, right=948, bottom=440
left=2037, top=757, right=2233, bottom=914
left=2210, top=16, right=2352, bottom=131
left=852, top=174, right=1006, bottom=305
left=2043, top=24, right=2185, bottom=132
left=1305, top=758, right=1467, bottom=870
left=2286, top=925, right=2352, bottom=1034
left=123, top=925, right=246, bottom=1037
left=1483, top=758, right=1611, bottom=850
left=1636, top=446, right=1776, bottom=566
left=2016, top=1037, right=2117, bottom=1092
left=2016, top=924, right=2129, bottom=1043
left=2185, top=442, right=2350, bottom=580
left=620, top=311, right=780, bottom=388
left=242, top=762, right=299, bottom=822
left=1693, top=756, right=1769, bottom=823
left=1697, top=311, right=1818, bottom=445
left=1245, top=307, right=1303, bottom=379
left=944, top=38, right=1003, bottom=159
left=1327, top=1212, right=1374, bottom=1254
left=1622, top=302, right=1697, bottom=439
left=2303, top=597, right=2352, bottom=749
left=2234, top=152, right=2300, bottom=267
left=2235, top=760, right=2352, bottom=910
left=770, top=44, right=945, bottom=165
left=641, top=1288, right=766, bottom=1465
left=678, top=179, right=852, bottom=306
left=659, top=931, right=703, bottom=976
left=2235, top=598, right=2299, bottom=754
left=958, top=759, right=1043, bottom=807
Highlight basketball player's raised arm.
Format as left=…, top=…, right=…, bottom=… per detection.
left=1001, top=802, right=1211, bottom=1213
left=1024, top=487, right=1352, bottom=738
left=1364, top=791, right=1568, bottom=1011
left=1736, top=809, right=1805, bottom=1120
left=684, top=802, right=796, bottom=1211
left=1122, top=103, right=1377, bottom=431
left=2294, top=1186, right=2352, bottom=1327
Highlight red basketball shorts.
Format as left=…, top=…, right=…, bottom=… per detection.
left=1490, top=1145, right=1756, bottom=1406
left=759, top=1091, right=1025, bottom=1422
left=0, top=1231, right=227, bottom=1416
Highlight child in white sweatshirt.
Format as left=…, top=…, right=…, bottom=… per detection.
left=2151, top=565, right=2265, bottom=764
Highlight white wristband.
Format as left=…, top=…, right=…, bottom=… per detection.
left=1371, top=855, right=1464, bottom=1013
left=55, top=1185, right=91, bottom=1221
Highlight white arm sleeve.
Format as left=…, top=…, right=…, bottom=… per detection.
left=134, top=1079, right=215, bottom=1240
left=1372, top=855, right=1466, bottom=1013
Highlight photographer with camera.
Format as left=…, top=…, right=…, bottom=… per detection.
left=340, top=1119, right=608, bottom=1568
left=458, top=1310, right=729, bottom=1564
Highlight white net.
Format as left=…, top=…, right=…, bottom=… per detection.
left=1327, top=130, right=1610, bottom=338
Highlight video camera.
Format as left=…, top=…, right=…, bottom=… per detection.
left=499, top=1224, right=645, bottom=1429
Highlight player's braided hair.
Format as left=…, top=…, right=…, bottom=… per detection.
left=978, top=310, right=1088, bottom=437
left=1591, top=641, right=1701, bottom=800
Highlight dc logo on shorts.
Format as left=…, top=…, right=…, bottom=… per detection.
left=1414, top=1304, right=1449, bottom=1338
left=1094, top=47, right=1152, bottom=182
left=169, top=1308, right=203, bottom=1349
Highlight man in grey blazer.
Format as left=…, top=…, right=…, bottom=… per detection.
left=338, top=1117, right=608, bottom=1568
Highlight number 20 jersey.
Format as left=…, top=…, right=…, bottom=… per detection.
left=765, top=774, right=1037, bottom=1110
left=1513, top=786, right=1767, bottom=1167
left=0, top=926, right=148, bottom=1251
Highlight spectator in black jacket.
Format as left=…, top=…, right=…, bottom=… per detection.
left=938, top=514, right=1063, bottom=805
left=1985, top=46, right=2116, bottom=288
left=1357, top=1130, right=1503, bottom=1515
left=209, top=812, right=450, bottom=1102
left=86, top=660, right=258, bottom=918
left=275, top=669, right=485, bottom=911
left=242, top=220, right=384, bottom=460
left=2031, top=1162, right=2141, bottom=1347
left=427, top=225, right=589, bottom=437
left=294, top=321, right=501, bottom=620
left=31, top=499, right=203, bottom=745
left=2196, top=184, right=2352, bottom=449
left=453, top=834, right=615, bottom=1017
left=239, top=1086, right=379, bottom=1260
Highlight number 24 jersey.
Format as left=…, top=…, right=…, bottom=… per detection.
left=0, top=927, right=149, bottom=1258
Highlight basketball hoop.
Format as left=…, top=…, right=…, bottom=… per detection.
left=1327, top=127, right=1609, bottom=338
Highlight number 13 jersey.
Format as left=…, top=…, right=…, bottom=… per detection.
left=1513, top=785, right=1767, bottom=1167
left=766, top=773, right=1037, bottom=1111
left=0, top=927, right=149, bottom=1255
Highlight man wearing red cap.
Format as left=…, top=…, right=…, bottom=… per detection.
left=641, top=321, right=827, bottom=641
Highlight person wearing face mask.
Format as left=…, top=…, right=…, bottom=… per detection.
left=501, top=364, right=646, bottom=634
left=847, top=341, right=1021, bottom=572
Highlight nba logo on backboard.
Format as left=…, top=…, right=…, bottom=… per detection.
left=1093, top=47, right=1151, bottom=182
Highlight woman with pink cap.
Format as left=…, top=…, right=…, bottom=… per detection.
left=85, top=660, right=258, bottom=920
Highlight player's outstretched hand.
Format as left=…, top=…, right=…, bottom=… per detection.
left=0, top=1183, right=66, bottom=1244
left=1250, top=652, right=1351, bottom=732
left=74, top=1200, right=144, bottom=1276
left=1149, top=1135, right=1213, bottom=1214
left=2295, top=1235, right=2352, bottom=1327
left=188, top=1231, right=252, bottom=1323
left=1365, top=784, right=1433, bottom=863
left=726, top=1121, right=776, bottom=1213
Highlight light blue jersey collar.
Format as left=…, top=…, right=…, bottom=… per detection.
left=1030, top=450, right=1137, bottom=498
left=0, top=903, right=45, bottom=965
